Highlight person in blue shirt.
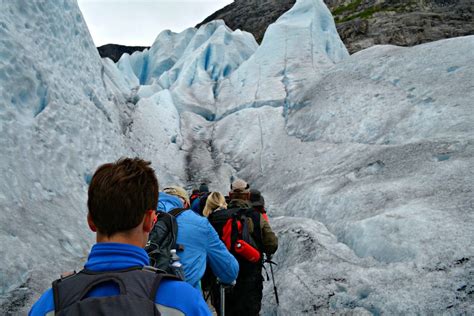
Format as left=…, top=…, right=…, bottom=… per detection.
left=29, top=158, right=211, bottom=315
left=160, top=187, right=239, bottom=290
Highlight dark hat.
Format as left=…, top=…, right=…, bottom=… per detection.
left=199, top=183, right=209, bottom=193
left=249, top=189, right=265, bottom=207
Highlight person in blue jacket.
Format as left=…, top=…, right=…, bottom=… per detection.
left=190, top=183, right=209, bottom=215
left=29, top=158, right=210, bottom=315
left=160, top=186, right=239, bottom=290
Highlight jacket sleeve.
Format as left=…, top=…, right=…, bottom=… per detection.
left=260, top=215, right=278, bottom=255
left=29, top=288, right=54, bottom=316
left=205, top=220, right=239, bottom=284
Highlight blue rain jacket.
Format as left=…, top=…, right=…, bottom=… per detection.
left=158, top=192, right=239, bottom=289
left=29, top=242, right=210, bottom=315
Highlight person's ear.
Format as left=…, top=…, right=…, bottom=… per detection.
left=179, top=197, right=188, bottom=209
left=87, top=213, right=97, bottom=232
left=143, top=210, right=155, bottom=233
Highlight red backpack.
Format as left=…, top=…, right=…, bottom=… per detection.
left=209, top=208, right=262, bottom=263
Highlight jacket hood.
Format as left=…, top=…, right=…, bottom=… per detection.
left=158, top=192, right=183, bottom=212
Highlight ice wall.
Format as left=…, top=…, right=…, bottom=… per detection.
left=0, top=0, right=133, bottom=311
left=262, top=216, right=473, bottom=315
left=215, top=0, right=349, bottom=118
left=211, top=37, right=474, bottom=314
left=116, top=20, right=258, bottom=117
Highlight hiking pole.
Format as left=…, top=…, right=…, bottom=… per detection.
left=220, top=282, right=225, bottom=316
left=218, top=280, right=236, bottom=316
left=266, top=257, right=279, bottom=305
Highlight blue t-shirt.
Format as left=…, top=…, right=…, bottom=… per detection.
left=29, top=243, right=211, bottom=315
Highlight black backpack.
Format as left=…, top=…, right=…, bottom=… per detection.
left=145, top=208, right=187, bottom=279
left=52, top=266, right=179, bottom=315
left=208, top=208, right=263, bottom=263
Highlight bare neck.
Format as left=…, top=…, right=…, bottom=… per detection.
left=96, top=229, right=147, bottom=249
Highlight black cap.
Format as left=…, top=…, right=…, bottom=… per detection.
left=249, top=189, right=265, bottom=207
left=199, top=183, right=209, bottom=193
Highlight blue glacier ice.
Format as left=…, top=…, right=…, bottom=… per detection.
left=115, top=20, right=258, bottom=116
left=215, top=0, right=349, bottom=118
left=116, top=27, right=196, bottom=86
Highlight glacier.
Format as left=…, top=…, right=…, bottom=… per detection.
left=0, top=0, right=128, bottom=310
left=0, top=0, right=473, bottom=314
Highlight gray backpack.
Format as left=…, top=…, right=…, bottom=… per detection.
left=52, top=267, right=178, bottom=315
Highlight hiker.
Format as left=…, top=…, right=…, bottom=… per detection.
left=158, top=186, right=239, bottom=291
left=29, top=158, right=210, bottom=315
left=199, top=191, right=229, bottom=299
left=249, top=189, right=269, bottom=222
left=190, top=188, right=200, bottom=205
left=190, top=183, right=210, bottom=215
left=202, top=191, right=227, bottom=217
left=207, top=179, right=278, bottom=315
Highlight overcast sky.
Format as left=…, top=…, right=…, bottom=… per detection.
left=77, top=0, right=233, bottom=47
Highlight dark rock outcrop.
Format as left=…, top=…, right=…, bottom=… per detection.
left=97, top=44, right=149, bottom=62
left=333, top=0, right=474, bottom=53
left=197, top=0, right=474, bottom=53
left=196, top=0, right=296, bottom=44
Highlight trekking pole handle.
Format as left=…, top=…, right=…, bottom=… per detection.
left=217, top=279, right=236, bottom=288
left=218, top=280, right=236, bottom=316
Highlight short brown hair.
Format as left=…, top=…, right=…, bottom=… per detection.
left=87, top=157, right=159, bottom=236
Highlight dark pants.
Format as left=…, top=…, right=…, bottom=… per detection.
left=211, top=262, right=263, bottom=316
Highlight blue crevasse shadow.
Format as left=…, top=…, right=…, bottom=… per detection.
left=436, top=154, right=450, bottom=162
left=447, top=66, right=460, bottom=73
left=84, top=173, right=93, bottom=185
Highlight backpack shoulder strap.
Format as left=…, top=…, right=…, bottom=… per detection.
left=52, top=271, right=79, bottom=313
left=146, top=268, right=181, bottom=300
left=240, top=208, right=264, bottom=251
left=169, top=208, right=187, bottom=218
left=229, top=208, right=247, bottom=250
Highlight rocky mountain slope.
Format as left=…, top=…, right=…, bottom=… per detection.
left=97, top=0, right=473, bottom=59
left=197, top=0, right=474, bottom=53
left=196, top=0, right=296, bottom=45
left=98, top=44, right=148, bottom=62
